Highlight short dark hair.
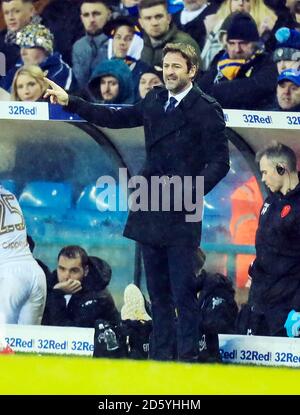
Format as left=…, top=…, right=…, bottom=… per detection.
left=58, top=245, right=89, bottom=268
left=162, top=42, right=200, bottom=75
left=138, top=0, right=168, bottom=13
left=256, top=140, right=297, bottom=172
left=80, top=0, right=111, bottom=8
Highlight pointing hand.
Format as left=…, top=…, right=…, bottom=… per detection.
left=43, top=78, right=69, bottom=106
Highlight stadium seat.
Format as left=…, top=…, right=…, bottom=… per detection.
left=0, top=179, right=17, bottom=195
left=19, top=181, right=72, bottom=223
left=69, top=183, right=127, bottom=230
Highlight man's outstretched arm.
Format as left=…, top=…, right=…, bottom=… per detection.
left=44, top=78, right=144, bottom=129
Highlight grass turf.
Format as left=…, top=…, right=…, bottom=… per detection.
left=1, top=354, right=300, bottom=394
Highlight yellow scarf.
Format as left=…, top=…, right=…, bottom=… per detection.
left=217, top=57, right=246, bottom=80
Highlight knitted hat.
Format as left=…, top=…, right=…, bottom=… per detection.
left=167, top=0, right=184, bottom=14
left=15, top=24, right=54, bottom=55
left=278, top=68, right=300, bottom=86
left=226, top=12, right=259, bottom=42
left=140, top=66, right=164, bottom=83
left=273, top=27, right=300, bottom=62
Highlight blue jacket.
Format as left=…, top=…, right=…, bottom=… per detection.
left=86, top=58, right=135, bottom=104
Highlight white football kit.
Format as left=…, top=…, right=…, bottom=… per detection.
left=0, top=186, right=46, bottom=324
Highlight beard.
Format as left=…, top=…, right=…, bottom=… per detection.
left=164, top=77, right=190, bottom=94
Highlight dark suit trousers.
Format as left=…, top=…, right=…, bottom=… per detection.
left=141, top=244, right=199, bottom=362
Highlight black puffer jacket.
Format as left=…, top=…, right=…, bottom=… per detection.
left=42, top=256, right=120, bottom=327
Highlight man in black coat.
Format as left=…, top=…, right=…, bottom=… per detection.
left=243, top=142, right=300, bottom=337
left=42, top=245, right=120, bottom=327
left=44, top=42, right=229, bottom=362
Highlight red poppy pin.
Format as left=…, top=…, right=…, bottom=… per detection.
left=281, top=205, right=291, bottom=218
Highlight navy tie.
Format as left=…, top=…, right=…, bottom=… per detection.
left=165, top=97, right=177, bottom=113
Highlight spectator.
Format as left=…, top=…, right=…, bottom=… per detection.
left=264, top=27, right=300, bottom=109
left=201, top=0, right=276, bottom=71
left=110, top=0, right=142, bottom=19
left=138, top=0, right=201, bottom=69
left=42, top=245, right=120, bottom=327
left=172, top=0, right=218, bottom=50
left=41, top=0, right=84, bottom=66
left=201, top=10, right=233, bottom=72
left=103, top=15, right=151, bottom=97
left=263, top=0, right=300, bottom=51
left=80, top=58, right=135, bottom=103
left=0, top=184, right=46, bottom=325
left=284, top=0, right=300, bottom=24
left=1, top=23, right=74, bottom=92
left=11, top=65, right=48, bottom=101
left=198, top=12, right=277, bottom=109
left=0, top=0, right=39, bottom=72
left=237, top=142, right=300, bottom=337
left=72, top=0, right=112, bottom=89
left=273, top=68, right=300, bottom=110
left=137, top=66, right=163, bottom=99
left=204, top=0, right=276, bottom=38
left=273, top=27, right=300, bottom=73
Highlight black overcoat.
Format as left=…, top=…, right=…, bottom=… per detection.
left=67, top=85, right=230, bottom=247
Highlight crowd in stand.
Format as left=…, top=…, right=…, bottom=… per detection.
left=1, top=0, right=300, bottom=110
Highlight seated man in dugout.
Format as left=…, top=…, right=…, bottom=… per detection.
left=42, top=245, right=120, bottom=327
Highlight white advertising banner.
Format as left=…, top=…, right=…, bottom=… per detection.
left=224, top=109, right=300, bottom=129
left=2, top=324, right=300, bottom=367
left=0, top=101, right=299, bottom=128
left=0, top=101, right=49, bottom=120
left=219, top=334, right=300, bottom=367
left=2, top=324, right=94, bottom=356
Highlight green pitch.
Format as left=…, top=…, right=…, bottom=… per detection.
left=1, top=354, right=300, bottom=394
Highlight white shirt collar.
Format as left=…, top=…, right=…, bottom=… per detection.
left=167, top=83, right=193, bottom=107
left=180, top=4, right=208, bottom=25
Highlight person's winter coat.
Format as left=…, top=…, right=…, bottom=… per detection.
left=42, top=256, right=120, bottom=328
left=198, top=49, right=277, bottom=110
left=1, top=52, right=75, bottom=92
left=140, top=22, right=201, bottom=68
left=82, top=58, right=135, bottom=104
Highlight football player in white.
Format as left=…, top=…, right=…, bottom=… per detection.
left=0, top=185, right=46, bottom=324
